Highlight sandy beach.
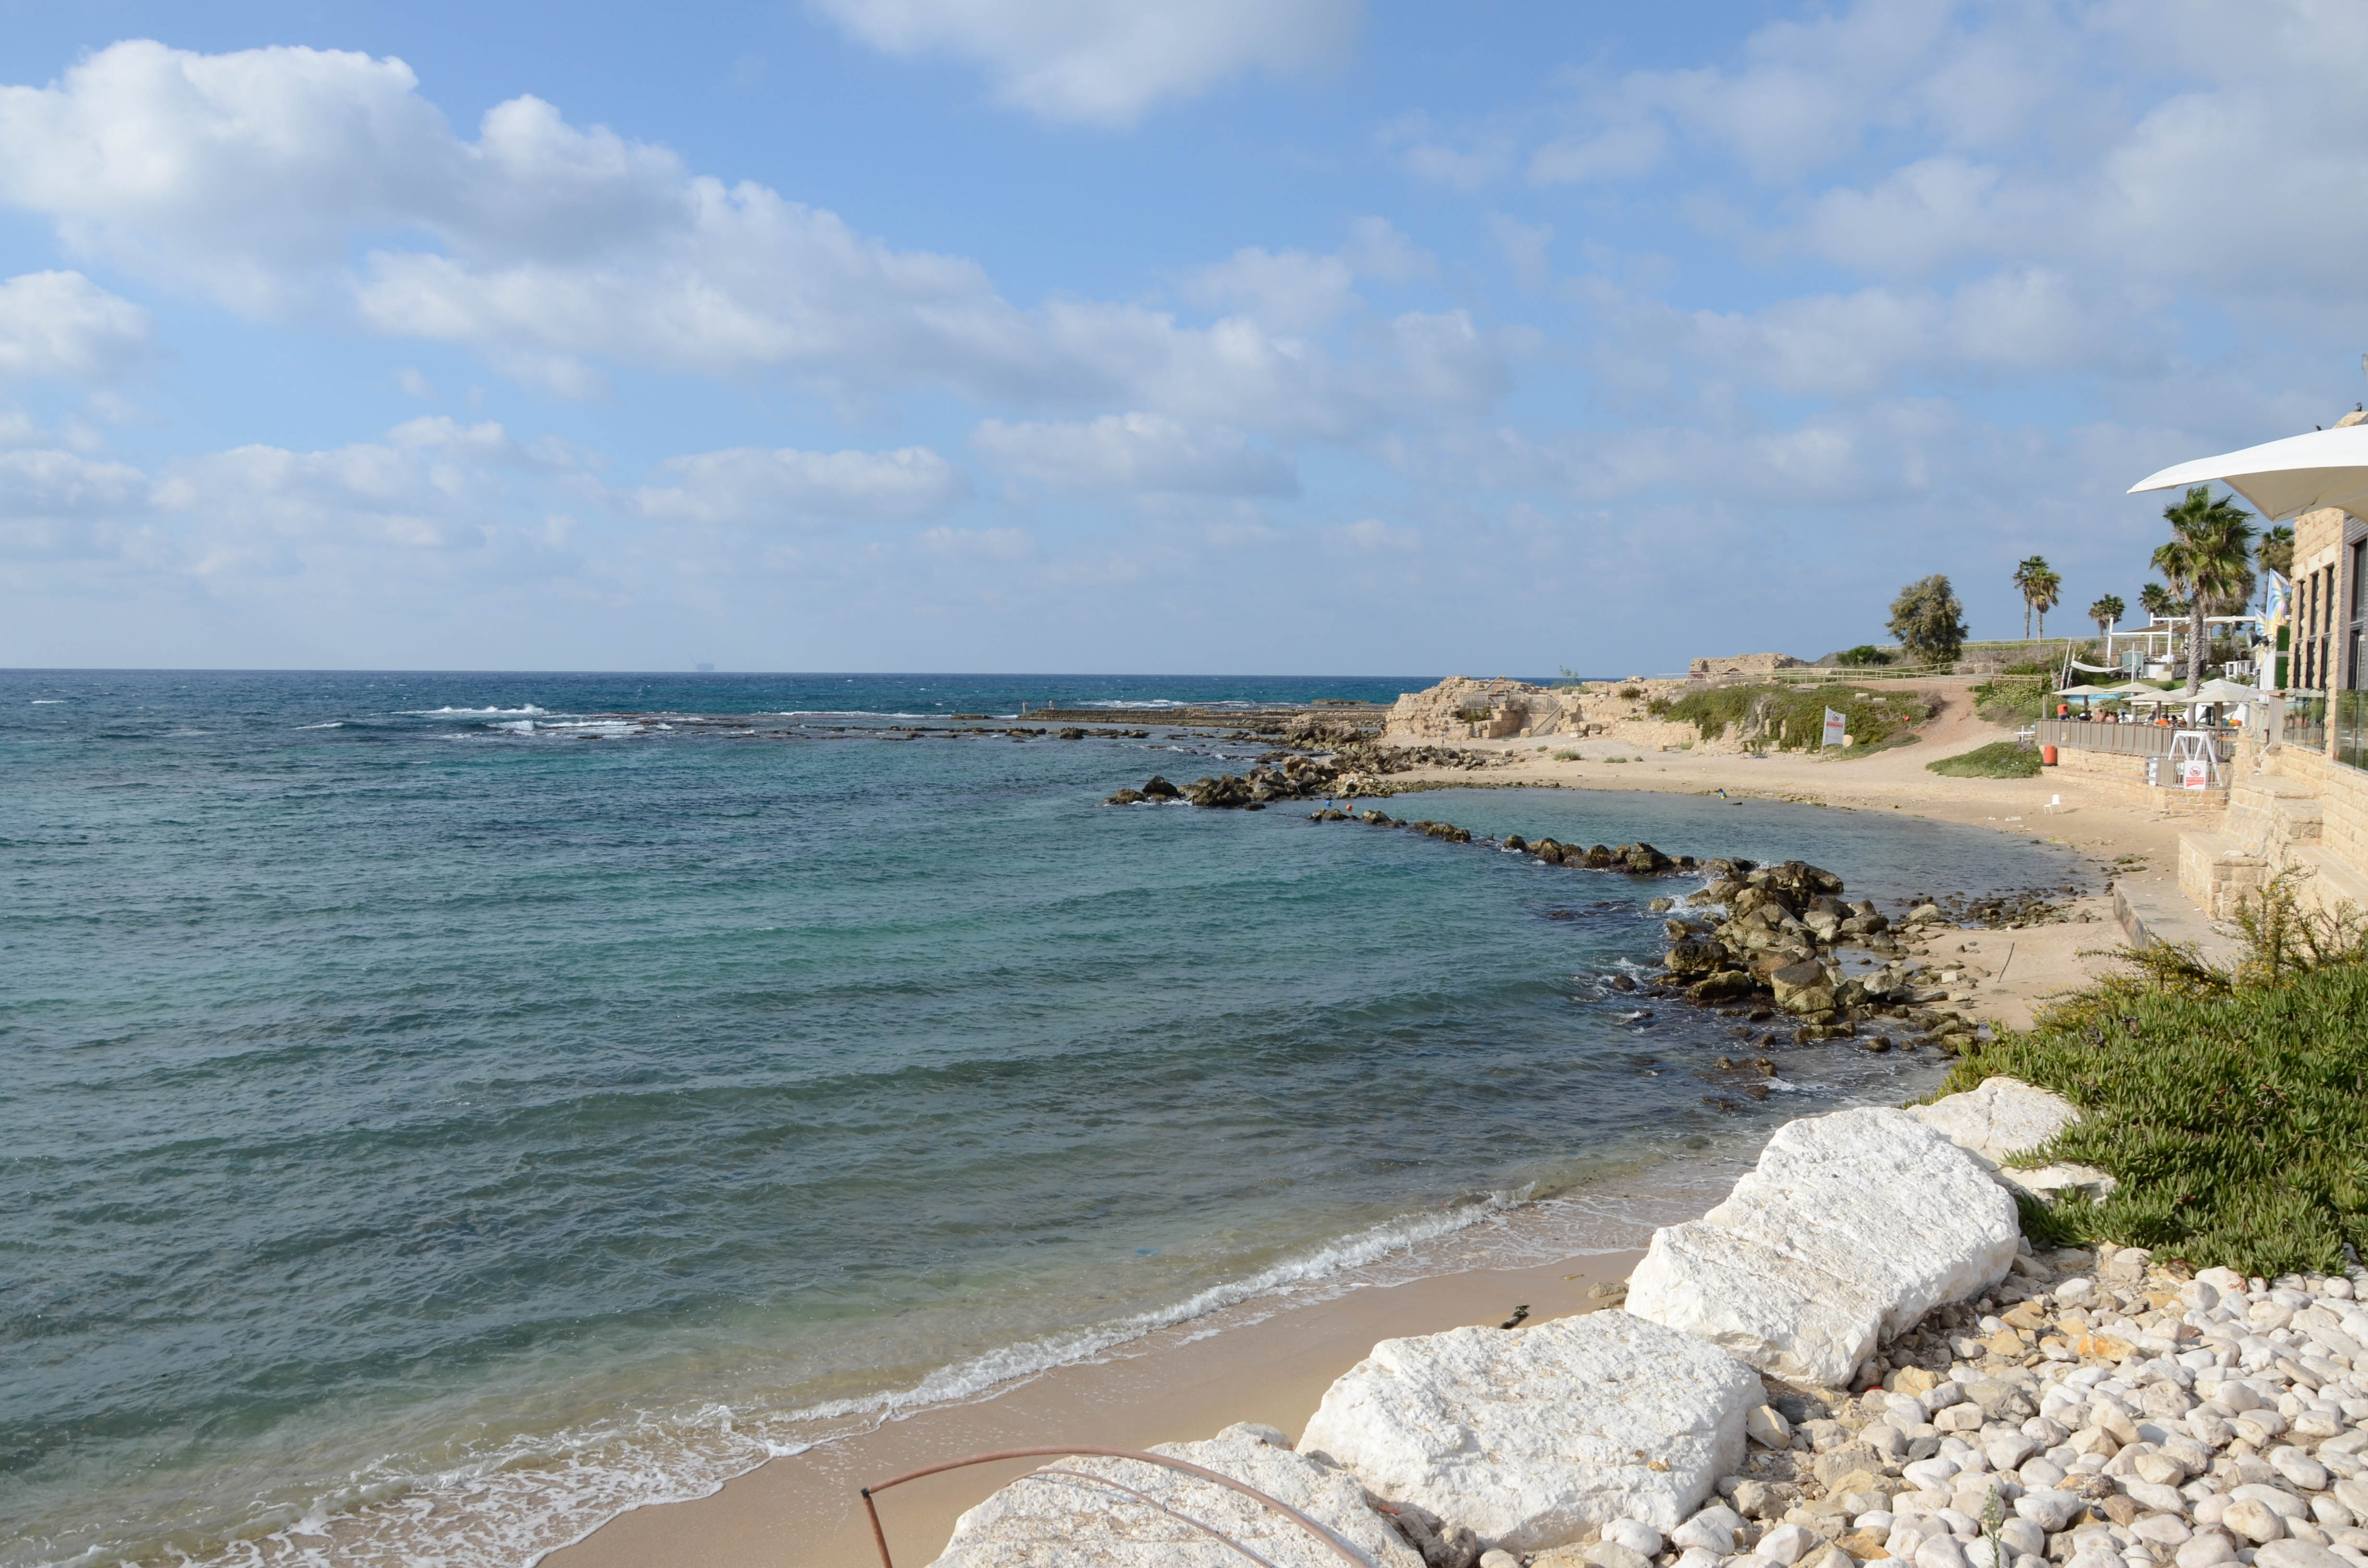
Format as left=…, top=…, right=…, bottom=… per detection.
left=548, top=1247, right=1657, bottom=1568
left=545, top=681, right=2180, bottom=1568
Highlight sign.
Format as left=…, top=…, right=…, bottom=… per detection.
left=1822, top=708, right=1848, bottom=747
left=2181, top=759, right=2212, bottom=789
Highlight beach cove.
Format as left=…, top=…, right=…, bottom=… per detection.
left=0, top=671, right=2097, bottom=1568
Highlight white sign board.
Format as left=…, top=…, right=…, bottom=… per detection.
left=1822, top=707, right=1848, bottom=747
left=2181, top=759, right=2212, bottom=789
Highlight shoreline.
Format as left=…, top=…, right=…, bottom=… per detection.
left=541, top=712, right=2165, bottom=1568
left=551, top=1243, right=1660, bottom=1568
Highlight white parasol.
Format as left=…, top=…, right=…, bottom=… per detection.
left=2128, top=424, right=2368, bottom=520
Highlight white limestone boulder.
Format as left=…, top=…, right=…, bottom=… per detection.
left=1911, top=1076, right=2116, bottom=1201
left=929, top=1422, right=1421, bottom=1568
left=1297, top=1309, right=1762, bottom=1552
left=1625, top=1108, right=2020, bottom=1387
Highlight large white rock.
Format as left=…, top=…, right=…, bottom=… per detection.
left=929, top=1423, right=1422, bottom=1568
left=1910, top=1077, right=2077, bottom=1165
left=1297, top=1309, right=1763, bottom=1552
left=1625, top=1108, right=2020, bottom=1386
left=1911, top=1076, right=2116, bottom=1202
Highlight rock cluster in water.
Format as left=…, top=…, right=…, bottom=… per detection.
left=1101, top=742, right=1514, bottom=808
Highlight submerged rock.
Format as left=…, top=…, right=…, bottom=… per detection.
left=1299, top=1310, right=1763, bottom=1551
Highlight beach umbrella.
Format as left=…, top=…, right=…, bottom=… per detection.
left=2190, top=677, right=2264, bottom=704
left=2128, top=425, right=2368, bottom=519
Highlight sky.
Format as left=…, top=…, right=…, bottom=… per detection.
left=2, top=0, right=2365, bottom=674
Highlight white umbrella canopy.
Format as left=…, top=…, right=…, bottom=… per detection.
left=2128, top=425, right=2368, bottom=520
left=2191, top=677, right=2264, bottom=703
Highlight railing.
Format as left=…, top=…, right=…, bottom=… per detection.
left=2341, top=691, right=2368, bottom=773
left=2287, top=692, right=2328, bottom=753
left=2035, top=719, right=2234, bottom=761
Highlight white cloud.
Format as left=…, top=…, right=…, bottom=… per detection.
left=974, top=413, right=1294, bottom=496
left=626, top=445, right=969, bottom=527
left=1324, top=516, right=1419, bottom=553
left=0, top=43, right=1513, bottom=455
left=395, top=366, right=437, bottom=401
left=807, top=0, right=1362, bottom=127
left=0, top=271, right=150, bottom=383
left=920, top=524, right=1035, bottom=559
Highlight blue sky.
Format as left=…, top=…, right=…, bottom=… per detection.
left=2, top=0, right=2364, bottom=673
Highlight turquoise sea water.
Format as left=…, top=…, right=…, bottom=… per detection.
left=0, top=672, right=2086, bottom=1567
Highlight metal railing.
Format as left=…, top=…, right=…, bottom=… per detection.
left=2287, top=692, right=2328, bottom=752
left=858, top=1446, right=1373, bottom=1568
left=2035, top=719, right=2234, bottom=761
left=2341, top=691, right=2368, bottom=773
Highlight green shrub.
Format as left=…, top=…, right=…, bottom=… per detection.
left=1940, top=880, right=2368, bottom=1275
left=1972, top=673, right=2050, bottom=724
left=1927, top=740, right=2042, bottom=778
left=1551, top=749, right=1579, bottom=761
left=1837, top=644, right=1893, bottom=666
left=1653, top=684, right=1933, bottom=753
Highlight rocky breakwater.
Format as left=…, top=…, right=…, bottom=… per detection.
left=1657, top=864, right=1993, bottom=1054
left=1102, top=743, right=1509, bottom=809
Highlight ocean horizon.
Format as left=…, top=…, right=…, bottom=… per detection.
left=1, top=670, right=2081, bottom=1567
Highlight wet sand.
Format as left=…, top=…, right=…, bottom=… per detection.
left=548, top=1248, right=1644, bottom=1568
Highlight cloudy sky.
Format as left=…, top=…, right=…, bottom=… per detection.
left=2, top=0, right=2362, bottom=673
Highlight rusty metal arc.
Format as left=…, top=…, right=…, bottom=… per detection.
left=858, top=1445, right=1371, bottom=1568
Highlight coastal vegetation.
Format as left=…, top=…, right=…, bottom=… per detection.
left=1887, top=574, right=1967, bottom=667
left=2087, top=593, right=2124, bottom=637
left=1648, top=682, right=1934, bottom=752
left=1943, top=880, right=2368, bottom=1276
left=1926, top=739, right=2042, bottom=778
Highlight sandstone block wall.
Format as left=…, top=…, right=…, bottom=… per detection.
left=1689, top=653, right=1803, bottom=679
left=2265, top=746, right=2368, bottom=889
left=1387, top=677, right=1584, bottom=741
left=2050, top=747, right=2227, bottom=816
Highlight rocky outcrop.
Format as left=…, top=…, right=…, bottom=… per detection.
left=1299, top=1311, right=1765, bottom=1552
left=1626, top=1109, right=2021, bottom=1387
left=1387, top=678, right=1585, bottom=742
left=1912, top=1077, right=2119, bottom=1204
left=1689, top=653, right=1805, bottom=679
left=930, top=1422, right=1423, bottom=1568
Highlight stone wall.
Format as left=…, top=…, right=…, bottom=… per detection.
left=2049, top=747, right=2228, bottom=816
left=1689, top=653, right=1804, bottom=679
left=1386, top=677, right=1584, bottom=741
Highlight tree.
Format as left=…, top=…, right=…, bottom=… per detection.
left=2152, top=485, right=2257, bottom=695
left=1888, top=575, right=1968, bottom=668
left=2089, top=594, right=2125, bottom=638
left=2138, top=582, right=2184, bottom=622
left=2258, top=523, right=2295, bottom=598
left=2028, top=561, right=2062, bottom=637
left=2012, top=556, right=2050, bottom=639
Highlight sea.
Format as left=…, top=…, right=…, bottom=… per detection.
left=0, top=671, right=2088, bottom=1567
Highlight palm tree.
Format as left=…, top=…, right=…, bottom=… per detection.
left=2029, top=562, right=2062, bottom=637
left=2259, top=523, right=2295, bottom=583
left=2089, top=594, right=2124, bottom=638
left=2011, top=556, right=2051, bottom=639
left=2152, top=486, right=2257, bottom=695
left=2138, top=582, right=2183, bottom=622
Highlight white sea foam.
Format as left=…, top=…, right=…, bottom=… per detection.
left=30, top=698, right=64, bottom=703
left=294, top=722, right=344, bottom=730
left=120, top=1177, right=1709, bottom=1568
left=407, top=705, right=549, bottom=717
